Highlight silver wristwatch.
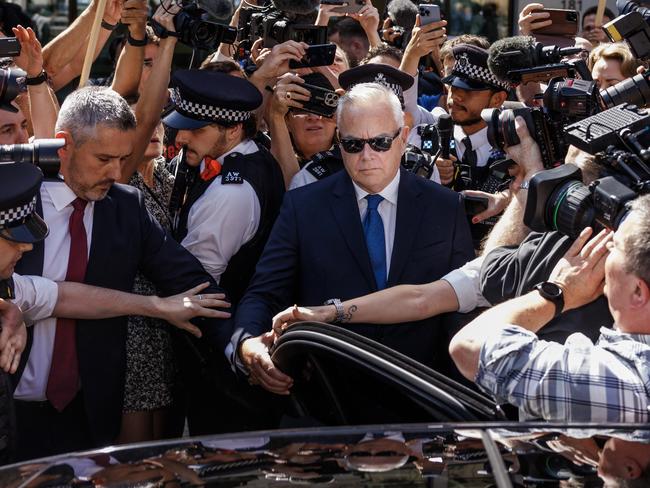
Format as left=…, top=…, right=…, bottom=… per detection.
left=323, top=298, right=345, bottom=323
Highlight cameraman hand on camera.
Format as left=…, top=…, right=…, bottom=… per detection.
left=239, top=332, right=293, bottom=395
left=12, top=25, right=57, bottom=139
left=0, top=299, right=27, bottom=374
left=463, top=189, right=511, bottom=224
left=152, top=0, right=180, bottom=39
left=435, top=154, right=456, bottom=186
left=518, top=3, right=552, bottom=36
left=505, top=116, right=545, bottom=191
left=349, top=0, right=382, bottom=48
left=548, top=227, right=612, bottom=311
left=401, top=14, right=447, bottom=76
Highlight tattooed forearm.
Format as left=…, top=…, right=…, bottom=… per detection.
left=341, top=305, right=358, bottom=323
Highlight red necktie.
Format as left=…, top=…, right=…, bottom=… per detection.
left=200, top=158, right=221, bottom=181
left=46, top=197, right=87, bottom=411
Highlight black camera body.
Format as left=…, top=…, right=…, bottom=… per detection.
left=604, top=11, right=650, bottom=59
left=240, top=5, right=327, bottom=49
left=151, top=2, right=236, bottom=51
left=0, top=140, right=66, bottom=179
left=401, top=145, right=435, bottom=180
left=525, top=104, right=650, bottom=237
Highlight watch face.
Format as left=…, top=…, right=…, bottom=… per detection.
left=540, top=282, right=562, bottom=298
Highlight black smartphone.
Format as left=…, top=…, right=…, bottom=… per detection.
left=463, top=194, right=489, bottom=217
left=301, top=83, right=340, bottom=118
left=289, top=43, right=337, bottom=69
left=321, top=0, right=365, bottom=14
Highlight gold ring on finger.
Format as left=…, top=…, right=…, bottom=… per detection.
left=286, top=92, right=292, bottom=100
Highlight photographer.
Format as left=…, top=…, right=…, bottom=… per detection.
left=449, top=195, right=650, bottom=423
left=588, top=42, right=642, bottom=89
left=268, top=72, right=338, bottom=189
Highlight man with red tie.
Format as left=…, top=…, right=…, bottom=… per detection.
left=165, top=70, right=285, bottom=306
left=13, top=87, right=232, bottom=460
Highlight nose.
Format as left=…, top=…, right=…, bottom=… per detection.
left=107, top=159, right=121, bottom=181
left=175, top=130, right=190, bottom=146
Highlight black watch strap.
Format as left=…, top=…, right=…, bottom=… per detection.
left=101, top=20, right=117, bottom=30
left=127, top=32, right=147, bottom=47
left=534, top=281, right=565, bottom=318
left=25, top=70, right=48, bottom=86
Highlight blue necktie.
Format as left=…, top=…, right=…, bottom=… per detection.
left=363, top=194, right=387, bottom=290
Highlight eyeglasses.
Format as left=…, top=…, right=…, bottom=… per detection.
left=339, top=128, right=402, bottom=153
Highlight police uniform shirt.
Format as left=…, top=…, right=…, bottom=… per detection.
left=454, top=125, right=492, bottom=168
left=14, top=182, right=95, bottom=402
left=10, top=273, right=58, bottom=325
left=289, top=166, right=320, bottom=190
left=181, top=138, right=261, bottom=284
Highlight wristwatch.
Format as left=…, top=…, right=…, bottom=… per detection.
left=323, top=298, right=344, bottom=324
left=127, top=33, right=147, bottom=47
left=25, top=70, right=48, bottom=86
left=534, top=281, right=565, bottom=318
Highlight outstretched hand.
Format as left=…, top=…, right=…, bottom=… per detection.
left=12, top=25, right=43, bottom=78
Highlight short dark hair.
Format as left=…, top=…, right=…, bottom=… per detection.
left=199, top=59, right=245, bottom=75
left=440, top=35, right=490, bottom=62
left=582, top=6, right=615, bottom=27
left=360, top=45, right=403, bottom=65
left=334, top=17, right=368, bottom=42
left=216, top=115, right=257, bottom=140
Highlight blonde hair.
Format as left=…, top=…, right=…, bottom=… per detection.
left=588, top=42, right=641, bottom=78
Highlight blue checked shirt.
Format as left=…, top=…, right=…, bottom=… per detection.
left=476, top=326, right=650, bottom=423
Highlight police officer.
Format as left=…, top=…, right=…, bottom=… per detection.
left=163, top=70, right=286, bottom=435
left=164, top=70, right=285, bottom=305
left=0, top=162, right=49, bottom=462
left=439, top=44, right=509, bottom=191
left=290, top=64, right=441, bottom=189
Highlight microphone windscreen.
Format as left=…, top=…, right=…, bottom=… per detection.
left=387, top=0, right=418, bottom=29
left=488, top=36, right=536, bottom=83
left=272, top=0, right=320, bottom=15
left=437, top=113, right=453, bottom=131
left=198, top=0, right=234, bottom=19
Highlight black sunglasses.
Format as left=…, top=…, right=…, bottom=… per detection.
left=339, top=128, right=402, bottom=153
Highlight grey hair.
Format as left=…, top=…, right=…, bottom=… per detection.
left=55, top=86, right=137, bottom=145
left=336, top=82, right=404, bottom=129
left=623, top=194, right=650, bottom=285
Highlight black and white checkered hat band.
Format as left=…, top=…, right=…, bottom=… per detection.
left=172, top=88, right=252, bottom=123
left=0, top=195, right=36, bottom=227
left=455, top=58, right=509, bottom=91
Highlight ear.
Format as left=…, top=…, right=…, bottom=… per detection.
left=489, top=90, right=508, bottom=109
left=400, top=124, right=411, bottom=143
left=624, top=458, right=643, bottom=479
left=55, top=131, right=73, bottom=161
left=631, top=277, right=650, bottom=309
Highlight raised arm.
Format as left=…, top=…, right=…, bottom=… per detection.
left=12, top=25, right=58, bottom=138
left=110, top=0, right=148, bottom=97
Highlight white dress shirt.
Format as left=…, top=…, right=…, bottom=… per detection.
left=11, top=273, right=58, bottom=326
left=453, top=125, right=493, bottom=168
left=441, top=255, right=492, bottom=313
left=351, top=170, right=400, bottom=273
left=14, top=182, right=94, bottom=401
left=181, top=139, right=261, bottom=284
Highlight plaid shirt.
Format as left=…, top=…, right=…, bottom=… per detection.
left=476, top=326, right=650, bottom=423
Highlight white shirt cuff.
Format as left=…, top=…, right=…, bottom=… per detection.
left=441, top=256, right=491, bottom=313
left=12, top=274, right=59, bottom=325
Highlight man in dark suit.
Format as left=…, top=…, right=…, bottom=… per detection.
left=13, top=87, right=230, bottom=460
left=231, top=82, right=474, bottom=395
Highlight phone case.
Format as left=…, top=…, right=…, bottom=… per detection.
left=533, top=8, right=578, bottom=37
left=289, top=44, right=337, bottom=69
left=301, top=83, right=339, bottom=118
left=419, top=4, right=441, bottom=26
left=331, top=0, right=365, bottom=14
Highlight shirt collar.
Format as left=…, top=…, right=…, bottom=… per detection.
left=43, top=182, right=86, bottom=212
left=599, top=326, right=650, bottom=347
left=201, top=139, right=257, bottom=171
left=455, top=125, right=490, bottom=150
left=352, top=169, right=401, bottom=206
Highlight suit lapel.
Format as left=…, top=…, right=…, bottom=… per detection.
left=387, top=171, right=423, bottom=286
left=330, top=172, right=376, bottom=290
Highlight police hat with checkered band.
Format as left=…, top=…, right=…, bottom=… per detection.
left=163, top=70, right=263, bottom=130
left=0, top=162, right=48, bottom=243
left=442, top=44, right=509, bottom=92
left=339, top=64, right=414, bottom=107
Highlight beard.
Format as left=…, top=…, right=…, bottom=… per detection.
left=453, top=115, right=483, bottom=127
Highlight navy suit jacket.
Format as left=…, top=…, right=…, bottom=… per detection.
left=232, top=169, right=474, bottom=366
left=14, top=183, right=231, bottom=447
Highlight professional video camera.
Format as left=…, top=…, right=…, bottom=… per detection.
left=523, top=103, right=650, bottom=238
left=150, top=1, right=237, bottom=51
left=237, top=2, right=326, bottom=53
left=1, top=140, right=65, bottom=178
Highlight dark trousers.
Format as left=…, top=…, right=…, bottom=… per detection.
left=15, top=393, right=94, bottom=462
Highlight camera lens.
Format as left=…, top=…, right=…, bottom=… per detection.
left=481, top=108, right=524, bottom=151
left=601, top=72, right=650, bottom=108
left=545, top=181, right=594, bottom=238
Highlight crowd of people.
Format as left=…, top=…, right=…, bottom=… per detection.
left=0, top=0, right=649, bottom=482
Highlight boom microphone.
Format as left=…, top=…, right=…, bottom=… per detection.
left=437, top=113, right=453, bottom=160
left=272, top=0, right=320, bottom=15
left=488, top=36, right=581, bottom=84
